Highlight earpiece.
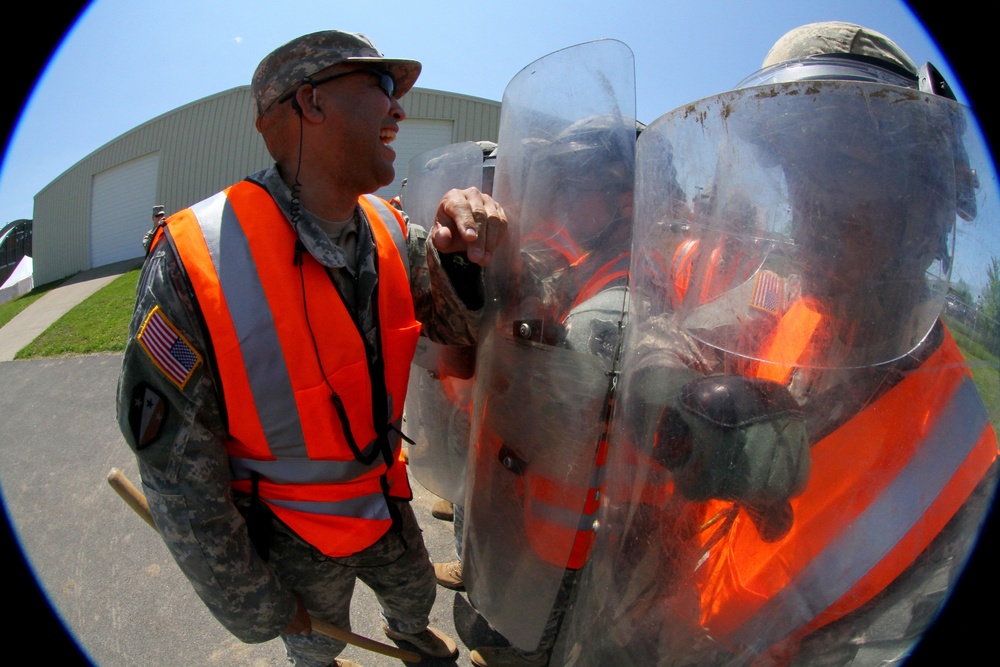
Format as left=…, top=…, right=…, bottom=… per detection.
left=290, top=86, right=319, bottom=115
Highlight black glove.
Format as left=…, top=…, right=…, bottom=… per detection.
left=651, top=375, right=810, bottom=542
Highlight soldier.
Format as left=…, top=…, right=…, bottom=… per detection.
left=461, top=39, right=638, bottom=667
left=142, top=204, right=166, bottom=253
left=554, top=22, right=999, bottom=666
left=117, top=30, right=505, bottom=667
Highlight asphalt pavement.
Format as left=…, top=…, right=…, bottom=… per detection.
left=0, top=266, right=502, bottom=667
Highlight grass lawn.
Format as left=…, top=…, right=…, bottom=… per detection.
left=945, top=317, right=1000, bottom=427
left=14, top=269, right=140, bottom=359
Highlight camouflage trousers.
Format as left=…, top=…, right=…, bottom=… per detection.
left=266, top=499, right=436, bottom=667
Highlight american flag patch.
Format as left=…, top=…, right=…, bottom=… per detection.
left=138, top=306, right=202, bottom=389
left=750, top=270, right=784, bottom=315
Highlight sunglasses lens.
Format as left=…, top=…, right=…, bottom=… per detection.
left=379, top=72, right=396, bottom=97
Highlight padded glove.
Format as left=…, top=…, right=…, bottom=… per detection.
left=651, top=375, right=810, bottom=541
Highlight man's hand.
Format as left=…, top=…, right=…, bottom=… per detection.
left=430, top=187, right=507, bottom=266
left=282, top=595, right=312, bottom=636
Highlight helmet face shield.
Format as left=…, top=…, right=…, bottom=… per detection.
left=632, top=79, right=993, bottom=369
left=735, top=54, right=919, bottom=90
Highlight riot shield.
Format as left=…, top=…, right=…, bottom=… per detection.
left=555, top=80, right=1000, bottom=666
left=462, top=39, right=636, bottom=651
left=403, top=141, right=483, bottom=503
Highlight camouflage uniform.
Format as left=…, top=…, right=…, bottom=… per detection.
left=117, top=165, right=481, bottom=666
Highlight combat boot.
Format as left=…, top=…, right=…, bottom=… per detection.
left=431, top=499, right=454, bottom=521
left=381, top=622, right=459, bottom=659
left=434, top=559, right=464, bottom=590
left=470, top=646, right=548, bottom=666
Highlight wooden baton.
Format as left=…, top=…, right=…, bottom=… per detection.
left=106, top=468, right=420, bottom=663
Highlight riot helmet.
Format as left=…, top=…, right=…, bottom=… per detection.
left=521, top=113, right=637, bottom=249
left=637, top=21, right=989, bottom=368
left=728, top=22, right=979, bottom=364
left=476, top=140, right=498, bottom=197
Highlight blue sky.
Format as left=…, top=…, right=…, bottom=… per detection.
left=0, top=0, right=967, bottom=227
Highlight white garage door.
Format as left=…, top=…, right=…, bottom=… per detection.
left=376, top=119, right=455, bottom=202
left=90, top=152, right=159, bottom=267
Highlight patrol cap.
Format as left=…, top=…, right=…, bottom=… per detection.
left=152, top=205, right=165, bottom=217
left=251, top=30, right=422, bottom=120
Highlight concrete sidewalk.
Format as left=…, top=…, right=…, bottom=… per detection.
left=0, top=258, right=141, bottom=361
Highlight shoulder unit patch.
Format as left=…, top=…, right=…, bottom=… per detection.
left=128, top=382, right=168, bottom=449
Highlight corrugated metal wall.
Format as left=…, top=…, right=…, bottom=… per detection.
left=32, top=86, right=499, bottom=284
left=402, top=89, right=502, bottom=143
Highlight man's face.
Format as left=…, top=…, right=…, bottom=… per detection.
left=788, top=163, right=948, bottom=299
left=306, top=65, right=405, bottom=195
left=558, top=180, right=629, bottom=244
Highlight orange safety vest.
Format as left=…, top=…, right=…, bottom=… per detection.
left=524, top=427, right=611, bottom=569
left=750, top=296, right=827, bottom=384
left=522, top=249, right=629, bottom=569
left=166, top=181, right=421, bottom=557
left=524, top=227, right=587, bottom=267
left=565, top=250, right=631, bottom=313
left=695, top=315, right=998, bottom=652
left=671, top=238, right=738, bottom=306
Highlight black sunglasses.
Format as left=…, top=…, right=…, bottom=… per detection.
left=278, top=69, right=397, bottom=105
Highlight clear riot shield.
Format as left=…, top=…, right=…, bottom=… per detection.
left=403, top=141, right=483, bottom=503
left=462, top=39, right=636, bottom=651
left=555, top=81, right=1000, bottom=666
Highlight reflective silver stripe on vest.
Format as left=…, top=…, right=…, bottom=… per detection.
left=528, top=463, right=604, bottom=533
left=267, top=491, right=392, bottom=522
left=528, top=498, right=598, bottom=533
left=190, top=192, right=306, bottom=457
left=363, top=194, right=409, bottom=278
left=729, top=375, right=990, bottom=651
left=228, top=454, right=378, bottom=484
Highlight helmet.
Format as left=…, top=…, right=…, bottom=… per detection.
left=739, top=21, right=976, bottom=223
left=532, top=114, right=636, bottom=190
left=734, top=22, right=978, bottom=298
left=478, top=140, right=498, bottom=197
left=652, top=22, right=989, bottom=367
left=519, top=113, right=637, bottom=248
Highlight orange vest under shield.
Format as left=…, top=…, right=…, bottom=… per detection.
left=694, top=309, right=997, bottom=652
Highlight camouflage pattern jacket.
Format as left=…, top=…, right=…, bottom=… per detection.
left=116, top=166, right=482, bottom=642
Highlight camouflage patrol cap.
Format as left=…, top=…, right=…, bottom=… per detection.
left=763, top=21, right=917, bottom=75
left=251, top=30, right=421, bottom=120
left=152, top=205, right=165, bottom=217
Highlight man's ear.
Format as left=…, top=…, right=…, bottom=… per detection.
left=292, top=85, right=324, bottom=122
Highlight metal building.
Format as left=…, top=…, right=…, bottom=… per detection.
left=30, top=85, right=500, bottom=285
